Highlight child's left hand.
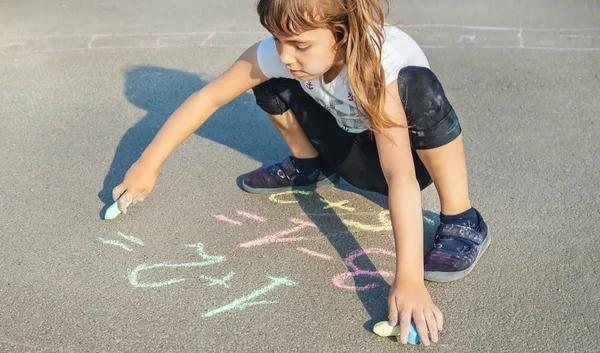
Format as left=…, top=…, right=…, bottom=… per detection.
left=388, top=279, right=443, bottom=346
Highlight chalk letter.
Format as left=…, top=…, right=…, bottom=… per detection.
left=127, top=243, right=225, bottom=288
left=238, top=218, right=317, bottom=248
left=268, top=190, right=313, bottom=204
left=199, top=271, right=236, bottom=288
left=202, top=276, right=297, bottom=318
left=320, top=198, right=355, bottom=211
left=341, top=210, right=392, bottom=232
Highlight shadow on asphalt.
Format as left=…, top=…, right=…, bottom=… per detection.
left=290, top=185, right=438, bottom=335
left=98, top=65, right=285, bottom=216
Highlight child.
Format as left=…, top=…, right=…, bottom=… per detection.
left=112, top=0, right=490, bottom=346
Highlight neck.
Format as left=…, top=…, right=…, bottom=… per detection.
left=323, top=64, right=343, bottom=84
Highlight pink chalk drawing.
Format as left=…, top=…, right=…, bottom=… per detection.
left=236, top=210, right=266, bottom=222
left=213, top=215, right=242, bottom=226
left=239, top=218, right=318, bottom=248
left=332, top=248, right=396, bottom=292
left=214, top=210, right=266, bottom=225
left=296, top=247, right=333, bottom=260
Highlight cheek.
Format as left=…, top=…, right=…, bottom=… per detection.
left=302, top=61, right=329, bottom=75
left=301, top=50, right=336, bottom=75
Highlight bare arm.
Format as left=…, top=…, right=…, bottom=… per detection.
left=112, top=41, right=269, bottom=209
left=374, top=80, right=424, bottom=282
left=376, top=80, right=443, bottom=346
left=138, top=41, right=269, bottom=172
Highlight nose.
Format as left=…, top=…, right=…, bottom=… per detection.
left=278, top=44, right=296, bottom=66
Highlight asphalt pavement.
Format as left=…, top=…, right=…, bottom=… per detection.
left=1, top=1, right=598, bottom=352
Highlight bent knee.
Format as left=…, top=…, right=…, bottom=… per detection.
left=397, top=66, right=452, bottom=129
left=252, top=78, right=297, bottom=115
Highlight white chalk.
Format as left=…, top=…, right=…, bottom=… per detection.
left=373, top=321, right=420, bottom=344
left=104, top=198, right=132, bottom=220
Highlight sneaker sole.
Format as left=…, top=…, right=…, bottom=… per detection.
left=424, top=230, right=492, bottom=283
left=242, top=174, right=340, bottom=194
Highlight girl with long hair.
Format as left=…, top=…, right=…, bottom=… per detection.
left=113, top=0, right=491, bottom=345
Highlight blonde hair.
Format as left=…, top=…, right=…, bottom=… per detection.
left=257, top=0, right=400, bottom=137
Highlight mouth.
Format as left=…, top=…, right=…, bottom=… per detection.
left=289, top=69, right=306, bottom=77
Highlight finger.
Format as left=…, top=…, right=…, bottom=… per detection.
left=413, top=309, right=430, bottom=346
left=118, top=191, right=136, bottom=214
left=135, top=189, right=150, bottom=203
left=388, top=300, right=399, bottom=326
left=131, top=192, right=146, bottom=205
left=424, top=308, right=439, bottom=343
left=398, top=310, right=412, bottom=344
left=112, top=184, right=126, bottom=201
left=432, top=305, right=444, bottom=332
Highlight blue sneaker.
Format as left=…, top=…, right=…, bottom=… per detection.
left=424, top=209, right=491, bottom=282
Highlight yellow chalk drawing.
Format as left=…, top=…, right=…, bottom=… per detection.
left=127, top=243, right=225, bottom=288
left=268, top=190, right=312, bottom=204
left=199, top=271, right=236, bottom=288
left=341, top=210, right=392, bottom=232
left=202, top=276, right=296, bottom=318
left=319, top=198, right=355, bottom=211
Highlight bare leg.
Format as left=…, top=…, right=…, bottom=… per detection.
left=265, top=111, right=319, bottom=159
left=416, top=134, right=472, bottom=216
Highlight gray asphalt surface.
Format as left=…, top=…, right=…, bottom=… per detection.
left=1, top=1, right=599, bottom=352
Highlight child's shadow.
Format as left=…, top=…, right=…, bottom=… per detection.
left=292, top=186, right=438, bottom=338
left=98, top=66, right=287, bottom=209
left=99, top=65, right=439, bottom=334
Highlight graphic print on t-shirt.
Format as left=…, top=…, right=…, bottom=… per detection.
left=310, top=94, right=366, bottom=133
left=255, top=25, right=430, bottom=134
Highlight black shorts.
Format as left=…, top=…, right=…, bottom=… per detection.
left=252, top=66, right=462, bottom=196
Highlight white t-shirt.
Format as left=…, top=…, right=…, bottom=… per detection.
left=256, top=26, right=430, bottom=133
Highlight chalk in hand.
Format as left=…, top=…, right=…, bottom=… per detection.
left=104, top=198, right=132, bottom=220
left=373, top=321, right=420, bottom=344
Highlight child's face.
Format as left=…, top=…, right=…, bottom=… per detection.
left=273, top=28, right=339, bottom=81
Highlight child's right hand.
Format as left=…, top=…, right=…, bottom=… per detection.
left=112, top=161, right=158, bottom=214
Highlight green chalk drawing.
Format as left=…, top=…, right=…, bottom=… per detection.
left=127, top=243, right=225, bottom=288
left=117, top=232, right=144, bottom=246
left=98, top=231, right=145, bottom=252
left=199, top=271, right=236, bottom=288
left=423, top=215, right=436, bottom=227
left=202, top=276, right=297, bottom=318
left=98, top=238, right=134, bottom=252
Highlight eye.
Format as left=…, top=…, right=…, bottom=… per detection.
left=296, top=45, right=309, bottom=51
